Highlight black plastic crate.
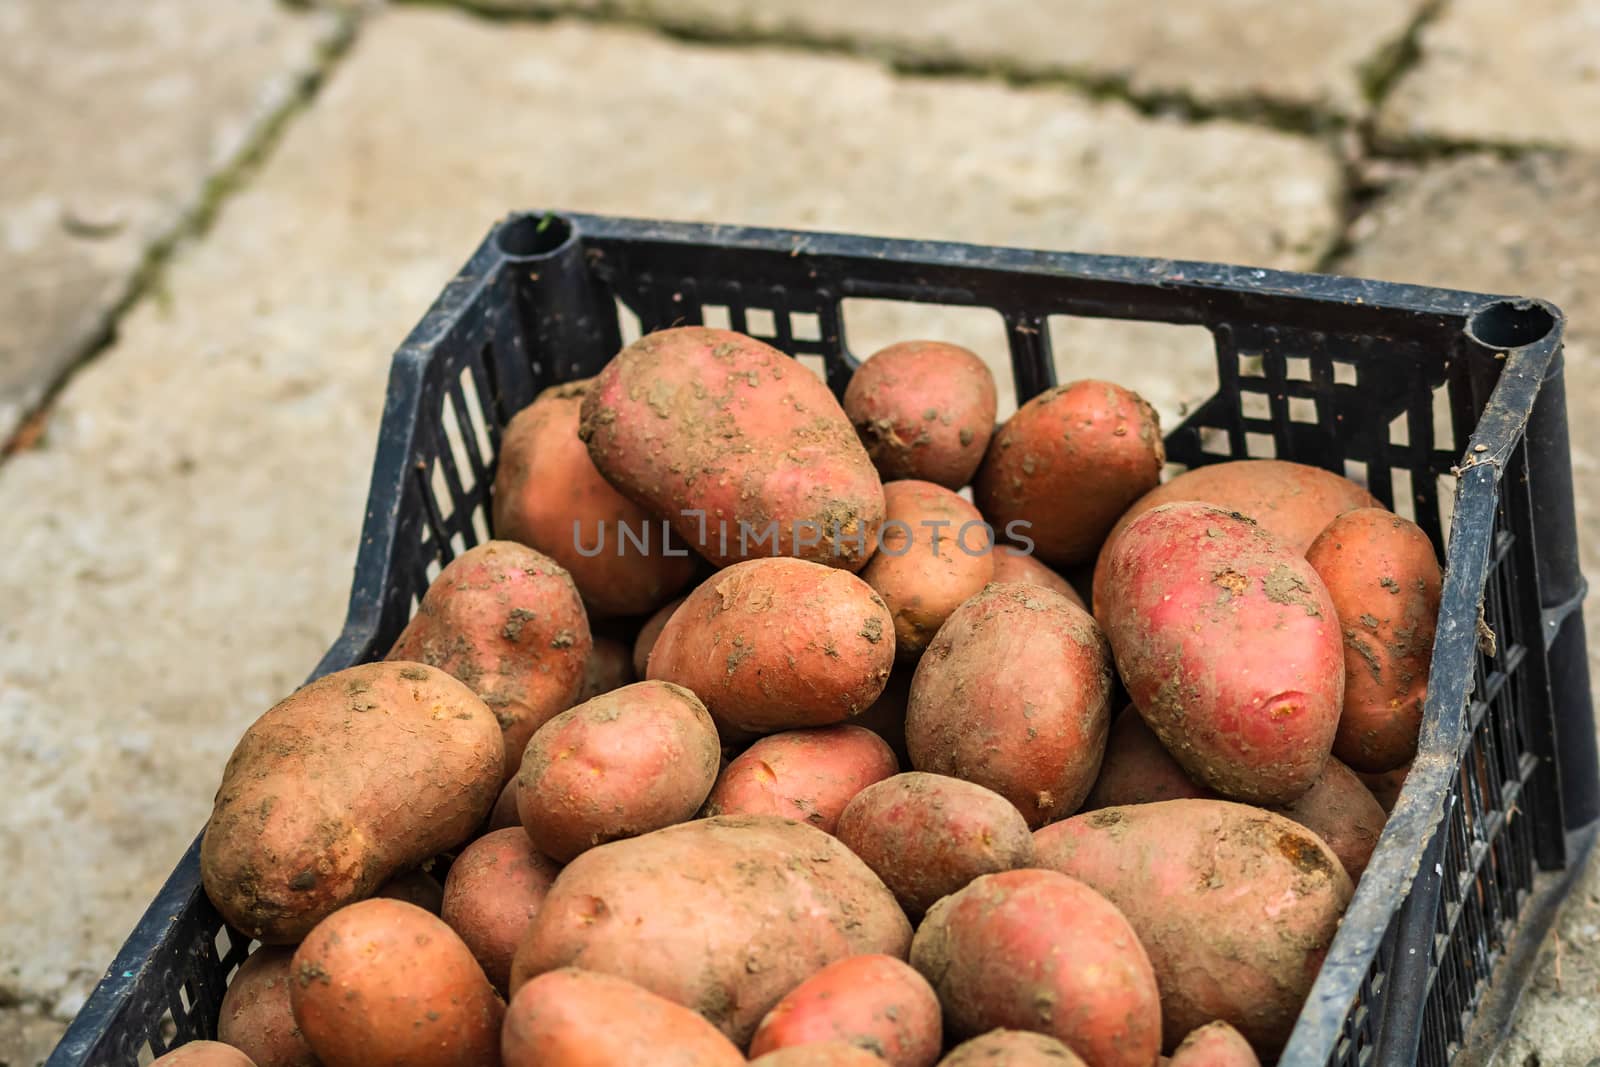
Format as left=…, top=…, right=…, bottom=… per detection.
left=46, top=212, right=1596, bottom=1067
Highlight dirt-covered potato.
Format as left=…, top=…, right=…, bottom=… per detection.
left=201, top=662, right=503, bottom=942
left=634, top=595, right=684, bottom=678
left=989, top=548, right=1086, bottom=609
left=843, top=340, right=998, bottom=489
left=216, top=947, right=315, bottom=1067
left=150, top=1044, right=257, bottom=1067
left=387, top=540, right=591, bottom=778
left=748, top=954, right=942, bottom=1067
left=1168, top=1020, right=1261, bottom=1067
left=938, top=1031, right=1087, bottom=1066
left=906, top=583, right=1113, bottom=827
left=440, top=827, right=561, bottom=993
left=975, top=380, right=1163, bottom=567
left=574, top=636, right=634, bottom=703
left=750, top=1044, right=893, bottom=1066
left=702, top=726, right=898, bottom=834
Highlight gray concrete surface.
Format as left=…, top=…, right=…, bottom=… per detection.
left=496, top=0, right=1430, bottom=120
left=0, top=9, right=1343, bottom=1062
left=1340, top=152, right=1600, bottom=1067
left=1377, top=0, right=1600, bottom=151
left=0, top=0, right=342, bottom=444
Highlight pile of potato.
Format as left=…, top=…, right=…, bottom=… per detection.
left=176, top=325, right=1441, bottom=1067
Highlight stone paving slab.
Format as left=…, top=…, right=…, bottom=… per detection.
left=490, top=0, right=1429, bottom=121
left=0, top=6, right=1340, bottom=1060
left=1340, top=152, right=1600, bottom=1066
left=1376, top=0, right=1600, bottom=152
left=0, top=0, right=343, bottom=444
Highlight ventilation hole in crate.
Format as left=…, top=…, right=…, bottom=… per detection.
left=458, top=367, right=495, bottom=457
left=841, top=298, right=1013, bottom=414
left=1240, top=391, right=1270, bottom=421
left=1238, top=353, right=1265, bottom=377
left=1438, top=473, right=1458, bottom=541
left=701, top=304, right=732, bottom=330
left=471, top=505, right=490, bottom=545
left=1334, top=361, right=1358, bottom=386
left=746, top=308, right=777, bottom=337
left=1162, top=461, right=1189, bottom=482
left=450, top=531, right=468, bottom=560
left=1246, top=432, right=1276, bottom=458
left=1343, top=460, right=1369, bottom=488
left=1392, top=467, right=1416, bottom=521
left=138, top=1043, right=156, bottom=1066
left=429, top=463, right=454, bottom=521
left=213, top=927, right=232, bottom=962
left=424, top=555, right=443, bottom=584
left=178, top=983, right=193, bottom=1014
left=1285, top=356, right=1312, bottom=381
left=1289, top=396, right=1318, bottom=423
left=796, top=353, right=827, bottom=381
left=791, top=311, right=822, bottom=342
left=1433, top=385, right=1456, bottom=452
left=615, top=298, right=642, bottom=345
left=1390, top=413, right=1410, bottom=447
left=1050, top=318, right=1215, bottom=431
left=441, top=402, right=476, bottom=495
left=1199, top=426, right=1231, bottom=457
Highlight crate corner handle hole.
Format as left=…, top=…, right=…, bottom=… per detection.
left=497, top=213, right=575, bottom=259
left=1466, top=299, right=1556, bottom=351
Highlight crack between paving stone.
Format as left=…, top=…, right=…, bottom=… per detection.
left=0, top=11, right=362, bottom=461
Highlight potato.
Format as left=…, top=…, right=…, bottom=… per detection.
left=151, top=1044, right=257, bottom=1067
left=989, top=548, right=1086, bottom=609
left=748, top=954, right=941, bottom=1067
left=387, top=541, right=591, bottom=778
left=574, top=636, right=634, bottom=703
left=290, top=898, right=502, bottom=1067
left=1098, top=503, right=1342, bottom=805
left=1034, top=801, right=1353, bottom=1054
left=1356, top=761, right=1410, bottom=814
left=843, top=340, right=998, bottom=489
left=750, top=1044, right=892, bottom=1066
left=939, top=1031, right=1087, bottom=1066
left=851, top=667, right=913, bottom=767
left=201, top=662, right=503, bottom=942
left=975, top=381, right=1162, bottom=567
left=862, top=480, right=996, bottom=660
left=1092, top=459, right=1378, bottom=612
left=1087, top=710, right=1384, bottom=882
left=580, top=326, right=885, bottom=571
left=1275, top=757, right=1387, bottom=882
left=486, top=777, right=521, bottom=832
left=911, top=869, right=1161, bottom=1067
left=517, top=680, right=720, bottom=861
left=492, top=379, right=696, bottom=617
left=216, top=948, right=314, bottom=1067
left=703, top=725, right=898, bottom=834
left=510, top=815, right=913, bottom=1045
left=906, top=583, right=1112, bottom=827
left=633, top=595, right=684, bottom=677
left=1167, top=1021, right=1260, bottom=1067
left=648, top=558, right=895, bottom=734
left=502, top=968, right=744, bottom=1067
left=441, top=827, right=562, bottom=993
left=835, top=772, right=1034, bottom=917
left=1086, top=707, right=1212, bottom=810
left=1305, top=508, right=1441, bottom=772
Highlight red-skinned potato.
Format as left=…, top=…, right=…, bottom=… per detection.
left=649, top=558, right=895, bottom=734
left=1099, top=503, right=1342, bottom=805
left=150, top=1044, right=257, bottom=1067
left=502, top=968, right=744, bottom=1067
left=491, top=379, right=696, bottom=617
left=1356, top=762, right=1410, bottom=814
left=835, top=772, right=1034, bottom=917
left=1168, top=1021, right=1261, bottom=1067
left=1035, top=801, right=1353, bottom=1055
left=1305, top=508, right=1441, bottom=772
left=862, top=480, right=995, bottom=660
left=1274, top=757, right=1387, bottom=882
left=441, top=827, right=562, bottom=993
left=939, top=1031, right=1088, bottom=1066
left=843, top=340, right=998, bottom=489
left=906, top=583, right=1113, bottom=827
left=975, top=380, right=1163, bottom=567
left=634, top=595, right=684, bottom=678
left=510, top=815, right=912, bottom=1046
left=517, top=681, right=719, bottom=862
left=216, top=948, right=315, bottom=1067
left=375, top=867, right=443, bottom=914
left=579, top=327, right=885, bottom=570
left=387, top=541, right=591, bottom=778
left=486, top=777, right=520, bottom=832
left=201, top=662, right=503, bottom=943
left=290, top=899, right=503, bottom=1067
left=702, top=726, right=898, bottom=834
left=989, top=548, right=1086, bottom=609
left=910, top=869, right=1162, bottom=1067
left=1092, top=459, right=1378, bottom=613
left=748, top=954, right=942, bottom=1067
left=851, top=667, right=913, bottom=767
left=750, top=1044, right=892, bottom=1066
left=1086, top=707, right=1213, bottom=810
left=574, top=636, right=634, bottom=703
